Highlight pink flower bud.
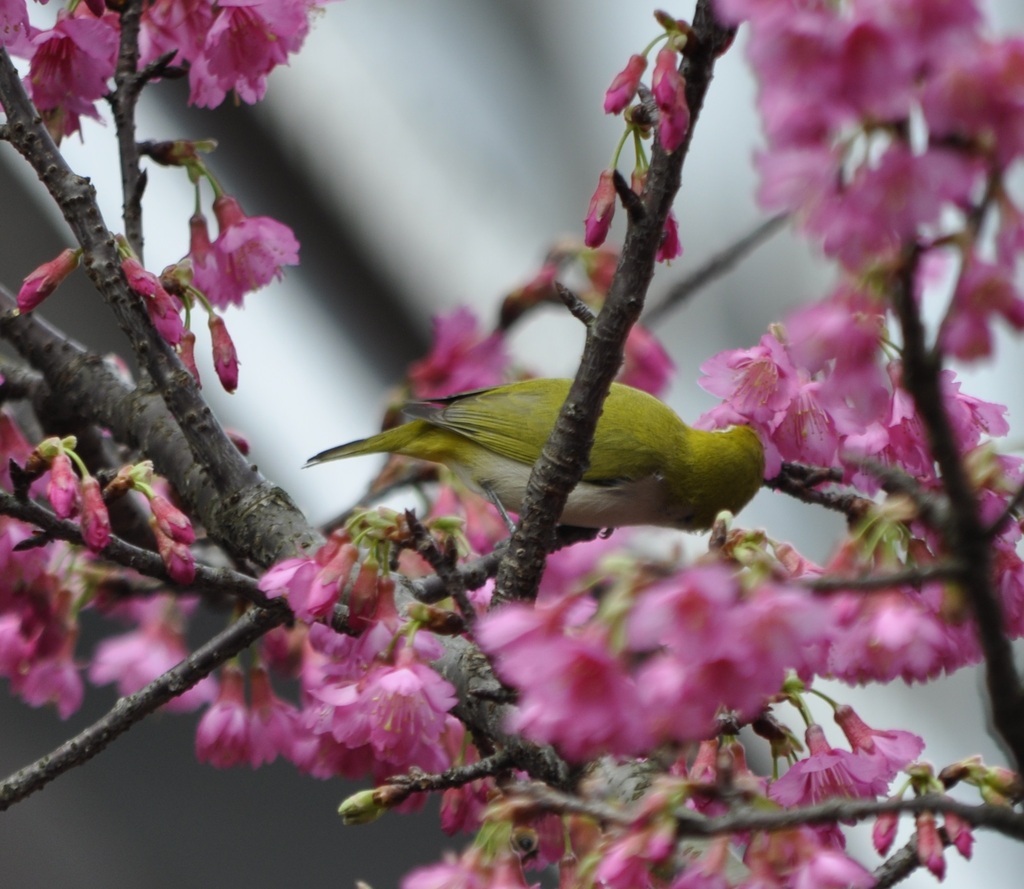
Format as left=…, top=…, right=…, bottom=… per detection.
left=212, top=194, right=246, bottom=230
left=943, top=811, right=973, bottom=860
left=122, top=256, right=184, bottom=345
left=651, top=47, right=690, bottom=152
left=915, top=811, right=945, bottom=879
left=178, top=330, right=202, bottom=385
left=153, top=522, right=196, bottom=585
left=872, top=809, right=898, bottom=855
left=656, top=209, right=682, bottom=262
left=47, top=452, right=79, bottom=519
left=80, top=476, right=111, bottom=551
left=346, top=558, right=381, bottom=631
left=603, top=54, right=646, bottom=114
left=150, top=494, right=196, bottom=545
left=18, top=248, right=80, bottom=313
left=208, top=314, right=239, bottom=393
left=584, top=169, right=617, bottom=248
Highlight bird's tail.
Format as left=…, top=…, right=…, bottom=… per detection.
left=304, top=423, right=426, bottom=467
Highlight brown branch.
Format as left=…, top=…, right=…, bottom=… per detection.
left=765, top=463, right=872, bottom=523
left=891, top=246, right=1024, bottom=770
left=0, top=489, right=273, bottom=607
left=803, top=562, right=967, bottom=594
left=110, top=0, right=147, bottom=257
left=517, top=782, right=1024, bottom=844
left=373, top=750, right=515, bottom=810
left=493, top=0, right=736, bottom=604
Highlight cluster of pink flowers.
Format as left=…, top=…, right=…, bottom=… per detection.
left=477, top=564, right=830, bottom=761
left=0, top=516, right=81, bottom=718
left=255, top=530, right=461, bottom=784
left=718, top=0, right=1024, bottom=362
left=6, top=0, right=324, bottom=134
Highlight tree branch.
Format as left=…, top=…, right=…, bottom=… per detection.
left=494, top=0, right=736, bottom=603
left=890, top=246, right=1024, bottom=770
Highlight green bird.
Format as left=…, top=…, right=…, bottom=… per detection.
left=307, top=378, right=764, bottom=531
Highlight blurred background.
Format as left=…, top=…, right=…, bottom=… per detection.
left=1, top=0, right=1024, bottom=885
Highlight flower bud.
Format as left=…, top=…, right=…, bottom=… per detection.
left=337, top=789, right=386, bottom=825
left=208, top=314, right=239, bottom=393
left=150, top=494, right=196, bottom=545
left=603, top=54, right=646, bottom=114
left=80, top=476, right=111, bottom=551
left=17, top=248, right=81, bottom=313
left=47, top=452, right=79, bottom=519
left=584, top=169, right=617, bottom=248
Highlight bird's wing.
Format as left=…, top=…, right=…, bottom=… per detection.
left=404, top=380, right=678, bottom=481
left=403, top=381, right=570, bottom=467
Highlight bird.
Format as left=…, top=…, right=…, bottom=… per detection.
left=306, top=378, right=764, bottom=531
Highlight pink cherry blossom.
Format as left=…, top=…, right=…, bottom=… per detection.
left=152, top=522, right=196, bottom=585
left=121, top=257, right=185, bottom=345
left=28, top=14, right=118, bottom=137
left=595, top=821, right=675, bottom=889
left=90, top=605, right=216, bottom=712
left=191, top=0, right=311, bottom=108
left=247, top=666, right=300, bottom=767
left=619, top=325, right=674, bottom=396
left=940, top=258, right=1024, bottom=361
left=833, top=704, right=924, bottom=780
left=698, top=331, right=799, bottom=425
left=651, top=47, right=689, bottom=152
left=198, top=195, right=300, bottom=307
left=139, top=0, right=213, bottom=69
left=944, top=811, right=974, bottom=859
left=921, top=35, right=1024, bottom=170
left=309, top=646, right=456, bottom=775
left=18, top=644, right=83, bottom=719
left=407, top=307, right=508, bottom=399
left=656, top=209, right=682, bottom=263
left=872, top=808, right=899, bottom=855
left=915, top=811, right=946, bottom=879
left=770, top=724, right=891, bottom=807
left=0, top=0, right=30, bottom=50
left=196, top=665, right=250, bottom=767
left=149, top=493, right=195, bottom=545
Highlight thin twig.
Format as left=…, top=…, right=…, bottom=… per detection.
left=644, top=213, right=789, bottom=326
left=0, top=489, right=271, bottom=606
left=802, top=562, right=966, bottom=594
left=556, top=282, right=597, bottom=326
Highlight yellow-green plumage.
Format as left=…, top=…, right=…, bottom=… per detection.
left=307, top=379, right=764, bottom=531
